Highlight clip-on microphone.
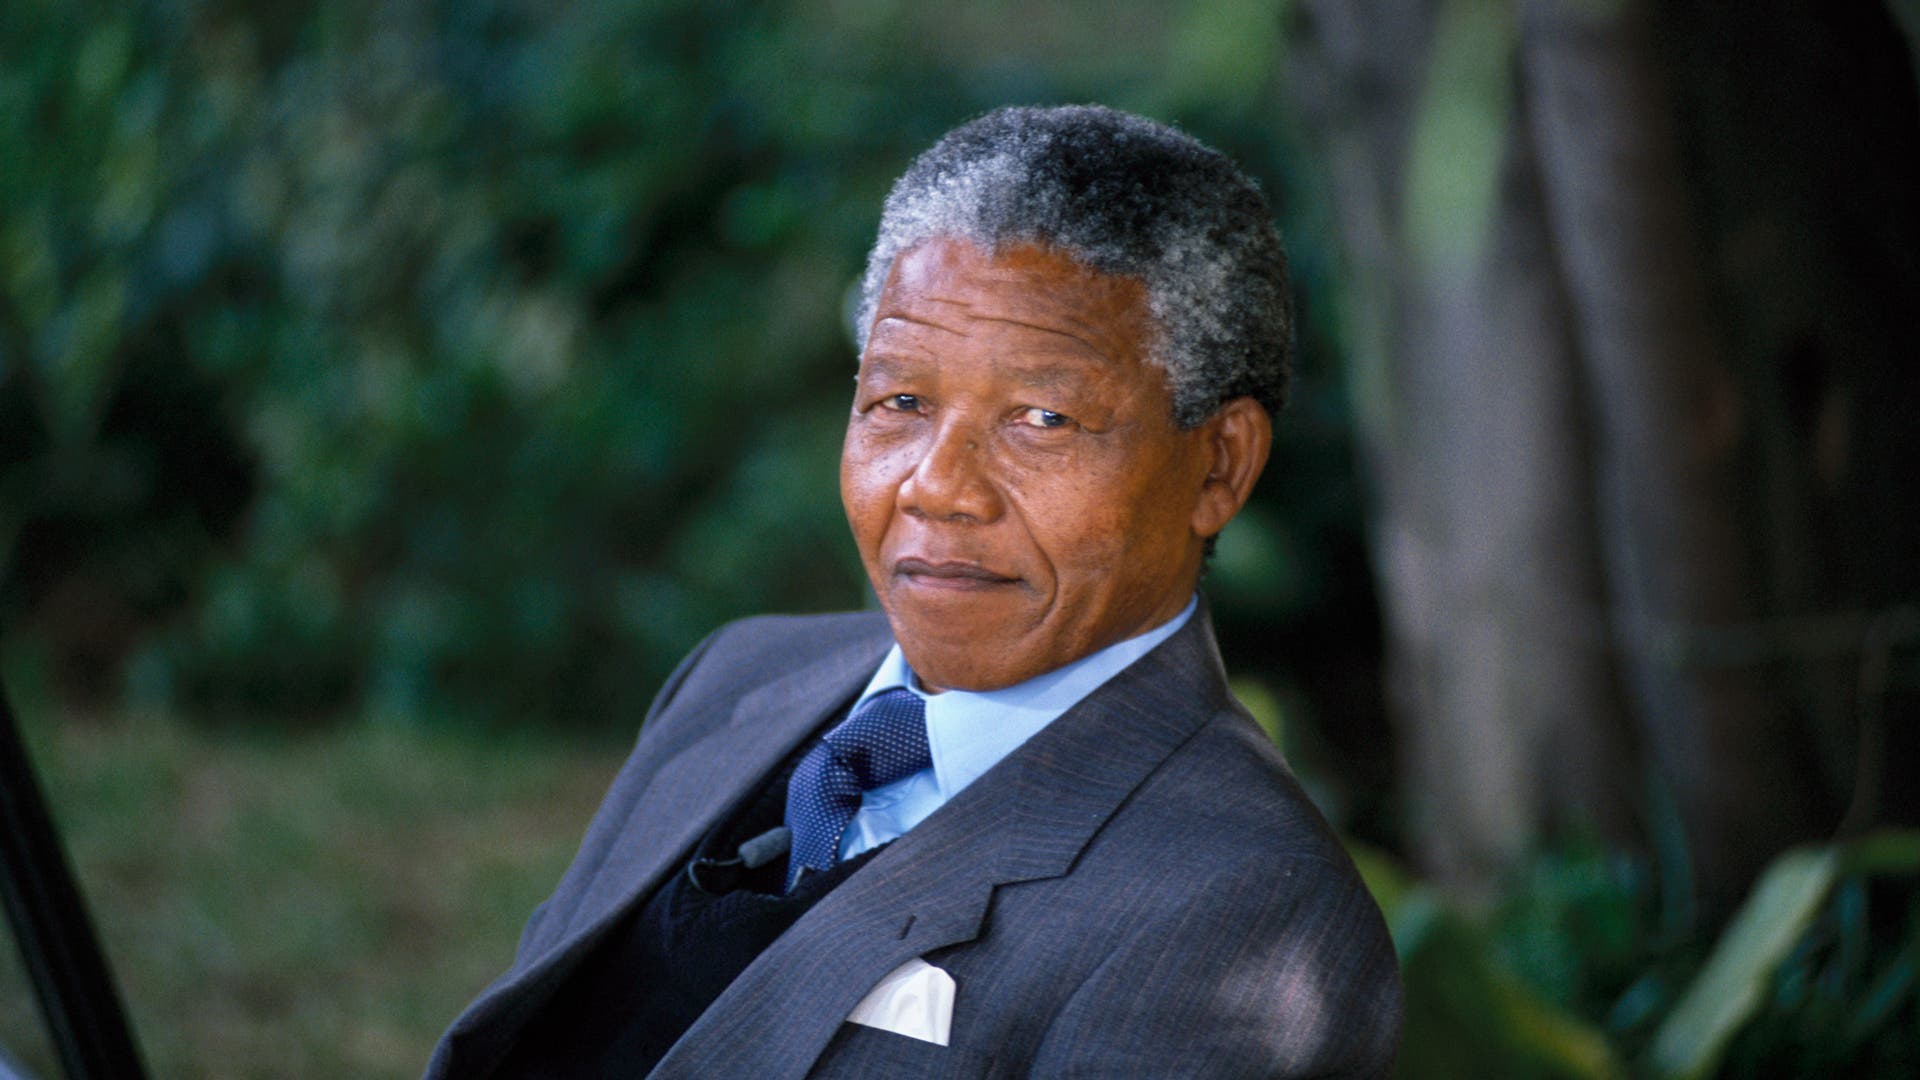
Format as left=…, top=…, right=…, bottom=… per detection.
left=686, top=826, right=791, bottom=894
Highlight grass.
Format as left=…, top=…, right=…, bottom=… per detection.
left=1, top=708, right=625, bottom=1078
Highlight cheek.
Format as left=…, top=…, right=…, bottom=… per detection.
left=1014, top=468, right=1134, bottom=570
left=1045, top=468, right=1185, bottom=583
left=840, top=432, right=907, bottom=540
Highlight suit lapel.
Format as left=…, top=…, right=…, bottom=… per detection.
left=438, top=620, right=890, bottom=1077
left=650, top=609, right=1234, bottom=1079
left=567, top=629, right=888, bottom=932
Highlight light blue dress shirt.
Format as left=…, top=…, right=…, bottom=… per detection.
left=833, top=595, right=1198, bottom=860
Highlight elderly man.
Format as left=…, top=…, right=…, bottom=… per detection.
left=428, top=104, right=1401, bottom=1078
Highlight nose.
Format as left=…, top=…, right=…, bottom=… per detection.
left=898, top=420, right=1003, bottom=524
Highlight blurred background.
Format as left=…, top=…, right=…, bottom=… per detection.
left=2, top=0, right=1917, bottom=1075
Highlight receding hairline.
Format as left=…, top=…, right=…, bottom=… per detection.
left=857, top=104, right=1293, bottom=426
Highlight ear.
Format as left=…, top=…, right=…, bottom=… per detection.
left=1190, top=397, right=1272, bottom=540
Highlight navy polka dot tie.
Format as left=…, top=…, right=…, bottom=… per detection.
left=784, top=687, right=930, bottom=891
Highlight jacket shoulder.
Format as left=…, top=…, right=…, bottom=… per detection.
left=1028, top=708, right=1403, bottom=1076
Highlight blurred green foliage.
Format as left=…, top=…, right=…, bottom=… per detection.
left=0, top=0, right=1376, bottom=735
left=1356, top=831, right=1920, bottom=1079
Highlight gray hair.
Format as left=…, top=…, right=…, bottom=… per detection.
left=856, top=104, right=1292, bottom=426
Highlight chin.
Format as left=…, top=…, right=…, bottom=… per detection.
left=911, top=657, right=1029, bottom=694
left=888, top=622, right=1033, bottom=693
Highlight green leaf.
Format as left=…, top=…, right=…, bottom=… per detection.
left=1394, top=900, right=1626, bottom=1079
left=1229, top=676, right=1286, bottom=746
left=1492, top=963, right=1628, bottom=1080
left=1839, top=828, right=1920, bottom=876
left=1648, top=846, right=1840, bottom=1079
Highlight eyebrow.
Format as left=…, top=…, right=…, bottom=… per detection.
left=1003, top=363, right=1093, bottom=393
left=857, top=354, right=925, bottom=384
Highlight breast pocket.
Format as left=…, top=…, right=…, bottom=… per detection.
left=809, top=1022, right=1004, bottom=1079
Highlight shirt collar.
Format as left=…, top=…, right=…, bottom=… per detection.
left=852, top=595, right=1199, bottom=802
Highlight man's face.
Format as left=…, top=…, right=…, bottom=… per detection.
left=841, top=236, right=1218, bottom=692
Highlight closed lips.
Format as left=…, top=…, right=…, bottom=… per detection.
left=892, top=558, right=1018, bottom=585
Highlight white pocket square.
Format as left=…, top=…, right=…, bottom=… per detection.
left=845, top=957, right=955, bottom=1046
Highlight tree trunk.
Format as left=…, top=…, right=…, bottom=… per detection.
left=1291, top=0, right=1633, bottom=897
left=1518, top=0, right=1829, bottom=905
left=1285, top=0, right=1908, bottom=905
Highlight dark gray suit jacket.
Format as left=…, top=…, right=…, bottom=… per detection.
left=426, top=608, right=1402, bottom=1078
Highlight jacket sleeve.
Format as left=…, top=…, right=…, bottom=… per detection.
left=1028, top=852, right=1403, bottom=1079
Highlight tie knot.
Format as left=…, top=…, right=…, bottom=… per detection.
left=827, top=687, right=930, bottom=791
left=782, top=686, right=932, bottom=891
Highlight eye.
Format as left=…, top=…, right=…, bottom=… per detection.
left=878, top=393, right=923, bottom=413
left=1017, top=407, right=1071, bottom=429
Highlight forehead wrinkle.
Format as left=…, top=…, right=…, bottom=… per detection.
left=866, top=330, right=1113, bottom=388
left=860, top=340, right=1110, bottom=401
left=922, top=272, right=1142, bottom=367
left=999, top=359, right=1101, bottom=395
left=870, top=309, right=1128, bottom=372
left=970, top=313, right=1128, bottom=367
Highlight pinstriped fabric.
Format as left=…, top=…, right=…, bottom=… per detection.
left=423, top=613, right=893, bottom=1079
left=647, top=609, right=1399, bottom=1079
left=427, top=606, right=1403, bottom=1080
